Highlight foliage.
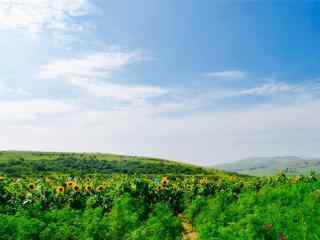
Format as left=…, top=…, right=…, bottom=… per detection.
left=129, top=203, right=182, bottom=240
left=0, top=151, right=216, bottom=176
left=185, top=174, right=320, bottom=240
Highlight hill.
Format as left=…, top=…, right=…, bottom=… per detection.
left=214, top=156, right=320, bottom=176
left=0, top=150, right=219, bottom=176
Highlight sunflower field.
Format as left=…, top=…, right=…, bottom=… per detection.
left=0, top=152, right=320, bottom=240
left=0, top=171, right=320, bottom=240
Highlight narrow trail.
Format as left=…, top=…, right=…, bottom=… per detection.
left=178, top=214, right=198, bottom=240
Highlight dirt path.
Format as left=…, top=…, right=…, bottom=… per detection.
left=178, top=215, right=198, bottom=240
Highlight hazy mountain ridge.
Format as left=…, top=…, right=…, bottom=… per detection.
left=214, top=156, right=320, bottom=176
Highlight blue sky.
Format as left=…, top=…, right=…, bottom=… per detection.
left=0, top=1, right=320, bottom=165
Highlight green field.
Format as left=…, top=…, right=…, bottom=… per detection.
left=0, top=151, right=320, bottom=239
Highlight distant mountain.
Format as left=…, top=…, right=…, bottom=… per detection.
left=214, top=156, right=320, bottom=176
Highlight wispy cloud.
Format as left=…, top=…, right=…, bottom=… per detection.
left=205, top=70, right=246, bottom=80
left=39, top=50, right=167, bottom=102
left=0, top=0, right=92, bottom=34
left=39, top=50, right=148, bottom=80
left=238, top=82, right=301, bottom=96
left=69, top=79, right=168, bottom=102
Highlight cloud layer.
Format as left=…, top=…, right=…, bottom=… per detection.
left=1, top=96, right=320, bottom=165
left=0, top=0, right=91, bottom=34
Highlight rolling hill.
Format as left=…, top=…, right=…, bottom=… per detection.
left=0, top=150, right=221, bottom=176
left=214, top=156, right=320, bottom=176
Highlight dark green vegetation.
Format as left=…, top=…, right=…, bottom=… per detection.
left=1, top=151, right=320, bottom=239
left=0, top=195, right=181, bottom=240
left=0, top=151, right=213, bottom=176
left=215, top=156, right=320, bottom=176
left=186, top=174, right=320, bottom=239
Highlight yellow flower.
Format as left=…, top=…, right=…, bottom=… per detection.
left=96, top=185, right=104, bottom=193
left=292, top=176, right=301, bottom=183
left=161, top=177, right=169, bottom=187
left=56, top=186, right=65, bottom=194
left=200, top=177, right=208, bottom=185
left=0, top=176, right=4, bottom=181
left=67, top=181, right=76, bottom=188
left=229, top=176, right=237, bottom=182
left=85, top=185, right=92, bottom=193
left=28, top=183, right=36, bottom=191
left=73, top=185, right=81, bottom=193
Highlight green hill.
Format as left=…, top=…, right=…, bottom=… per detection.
left=0, top=150, right=219, bottom=176
left=214, top=156, right=320, bottom=176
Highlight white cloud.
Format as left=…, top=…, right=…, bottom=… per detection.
left=205, top=70, right=246, bottom=80
left=39, top=51, right=147, bottom=80
left=238, top=82, right=301, bottom=96
left=0, top=0, right=92, bottom=34
left=69, top=78, right=168, bottom=101
left=39, top=50, right=167, bottom=102
left=157, top=81, right=309, bottom=112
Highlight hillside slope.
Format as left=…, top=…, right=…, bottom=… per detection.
left=214, top=156, right=320, bottom=176
left=0, top=150, right=219, bottom=176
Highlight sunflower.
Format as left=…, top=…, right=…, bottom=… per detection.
left=85, top=185, right=92, bottom=193
left=161, top=177, right=169, bottom=187
left=229, top=176, right=238, bottom=182
left=292, top=175, right=301, bottom=183
left=67, top=181, right=76, bottom=188
left=73, top=185, right=81, bottom=193
left=200, top=177, right=208, bottom=185
left=156, top=186, right=161, bottom=192
left=96, top=185, right=104, bottom=193
left=28, top=183, right=36, bottom=191
left=56, top=186, right=65, bottom=194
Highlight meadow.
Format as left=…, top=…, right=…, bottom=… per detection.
left=0, top=151, right=319, bottom=239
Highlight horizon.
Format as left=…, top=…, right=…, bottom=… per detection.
left=1, top=1, right=320, bottom=165
left=2, top=149, right=320, bottom=167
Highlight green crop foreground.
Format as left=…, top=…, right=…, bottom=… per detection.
left=0, top=152, right=320, bottom=239
left=0, top=174, right=236, bottom=240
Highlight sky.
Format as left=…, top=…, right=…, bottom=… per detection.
left=0, top=0, right=320, bottom=165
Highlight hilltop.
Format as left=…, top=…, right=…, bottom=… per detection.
left=214, top=156, right=320, bottom=176
left=0, top=150, right=221, bottom=176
